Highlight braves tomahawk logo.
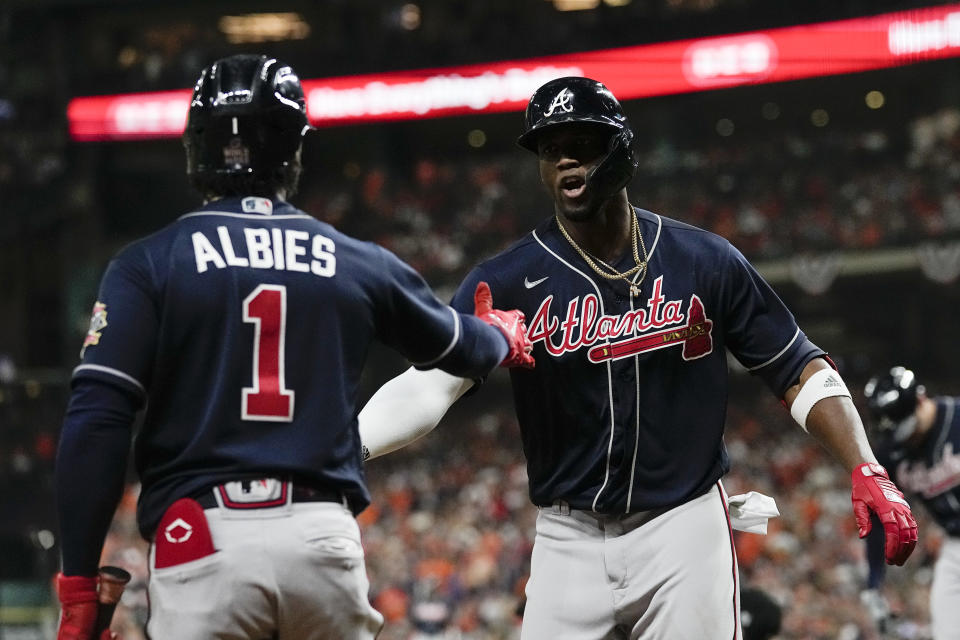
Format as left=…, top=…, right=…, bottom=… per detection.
left=544, top=88, right=575, bottom=117
left=527, top=276, right=713, bottom=362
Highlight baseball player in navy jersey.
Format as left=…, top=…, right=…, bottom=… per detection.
left=861, top=367, right=960, bottom=639
left=53, top=54, right=533, bottom=640
left=358, top=76, right=918, bottom=639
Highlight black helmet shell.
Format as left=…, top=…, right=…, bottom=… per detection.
left=517, top=77, right=638, bottom=199
left=518, top=77, right=628, bottom=151
left=864, top=366, right=922, bottom=439
left=183, top=54, right=310, bottom=180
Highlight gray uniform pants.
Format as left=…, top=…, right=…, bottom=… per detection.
left=146, top=500, right=383, bottom=640
left=522, top=483, right=740, bottom=640
left=931, top=536, right=960, bottom=640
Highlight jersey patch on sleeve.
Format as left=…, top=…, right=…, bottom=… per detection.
left=80, top=301, right=108, bottom=358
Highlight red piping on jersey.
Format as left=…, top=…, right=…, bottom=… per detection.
left=716, top=481, right=741, bottom=640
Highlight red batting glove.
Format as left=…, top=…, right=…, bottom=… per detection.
left=55, top=574, right=102, bottom=640
left=474, top=281, right=535, bottom=369
left=55, top=573, right=118, bottom=640
left=851, top=463, right=918, bottom=566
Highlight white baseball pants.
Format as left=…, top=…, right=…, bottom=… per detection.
left=146, top=500, right=383, bottom=639
left=522, top=483, right=740, bottom=640
left=931, top=536, right=960, bottom=640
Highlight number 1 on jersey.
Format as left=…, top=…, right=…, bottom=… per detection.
left=242, top=284, right=295, bottom=421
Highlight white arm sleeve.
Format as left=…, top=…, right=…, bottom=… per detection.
left=358, top=366, right=475, bottom=460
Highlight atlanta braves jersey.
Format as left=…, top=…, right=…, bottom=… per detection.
left=878, top=397, right=960, bottom=536
left=865, top=397, right=960, bottom=633
left=451, top=207, right=824, bottom=514
left=65, top=196, right=508, bottom=541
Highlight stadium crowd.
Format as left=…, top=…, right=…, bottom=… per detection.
left=297, top=105, right=960, bottom=296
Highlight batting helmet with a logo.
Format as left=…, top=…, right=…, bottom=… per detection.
left=517, top=76, right=638, bottom=199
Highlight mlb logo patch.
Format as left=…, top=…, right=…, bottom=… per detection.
left=241, top=197, right=273, bottom=215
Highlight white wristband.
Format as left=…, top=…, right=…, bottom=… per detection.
left=790, top=367, right=851, bottom=431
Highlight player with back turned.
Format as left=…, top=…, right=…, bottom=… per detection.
left=53, top=54, right=533, bottom=640
left=860, top=366, right=960, bottom=639
left=358, top=77, right=918, bottom=638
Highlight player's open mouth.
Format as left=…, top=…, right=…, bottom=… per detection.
left=560, top=175, right=586, bottom=199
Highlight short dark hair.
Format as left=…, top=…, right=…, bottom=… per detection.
left=189, top=155, right=302, bottom=200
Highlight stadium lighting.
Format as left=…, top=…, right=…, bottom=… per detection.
left=467, top=129, right=487, bottom=148
left=218, top=13, right=311, bottom=44
left=811, top=109, right=830, bottom=127
left=552, top=0, right=601, bottom=11
left=400, top=4, right=422, bottom=30
left=865, top=90, right=886, bottom=109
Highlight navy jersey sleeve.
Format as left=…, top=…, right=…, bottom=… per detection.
left=719, top=243, right=823, bottom=396
left=56, top=379, right=137, bottom=576
left=73, top=244, right=160, bottom=399
left=373, top=246, right=507, bottom=378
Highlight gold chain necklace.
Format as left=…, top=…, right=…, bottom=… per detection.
left=556, top=211, right=649, bottom=297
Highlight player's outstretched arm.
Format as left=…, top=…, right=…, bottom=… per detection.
left=783, top=357, right=918, bottom=565
left=358, top=367, right=474, bottom=460
left=359, top=282, right=533, bottom=461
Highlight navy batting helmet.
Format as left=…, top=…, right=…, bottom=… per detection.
left=517, top=77, right=639, bottom=199
left=183, top=54, right=310, bottom=182
left=864, top=366, right=923, bottom=443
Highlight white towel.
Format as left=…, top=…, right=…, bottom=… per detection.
left=727, top=491, right=780, bottom=535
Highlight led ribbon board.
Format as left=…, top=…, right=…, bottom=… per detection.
left=68, top=3, right=960, bottom=140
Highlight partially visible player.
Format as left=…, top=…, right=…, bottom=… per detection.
left=359, top=77, right=917, bottom=639
left=861, top=366, right=960, bottom=639
left=53, top=54, right=532, bottom=640
left=739, top=587, right=782, bottom=640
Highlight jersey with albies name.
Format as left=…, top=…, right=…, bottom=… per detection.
left=74, top=196, right=507, bottom=537
left=451, top=208, right=823, bottom=514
